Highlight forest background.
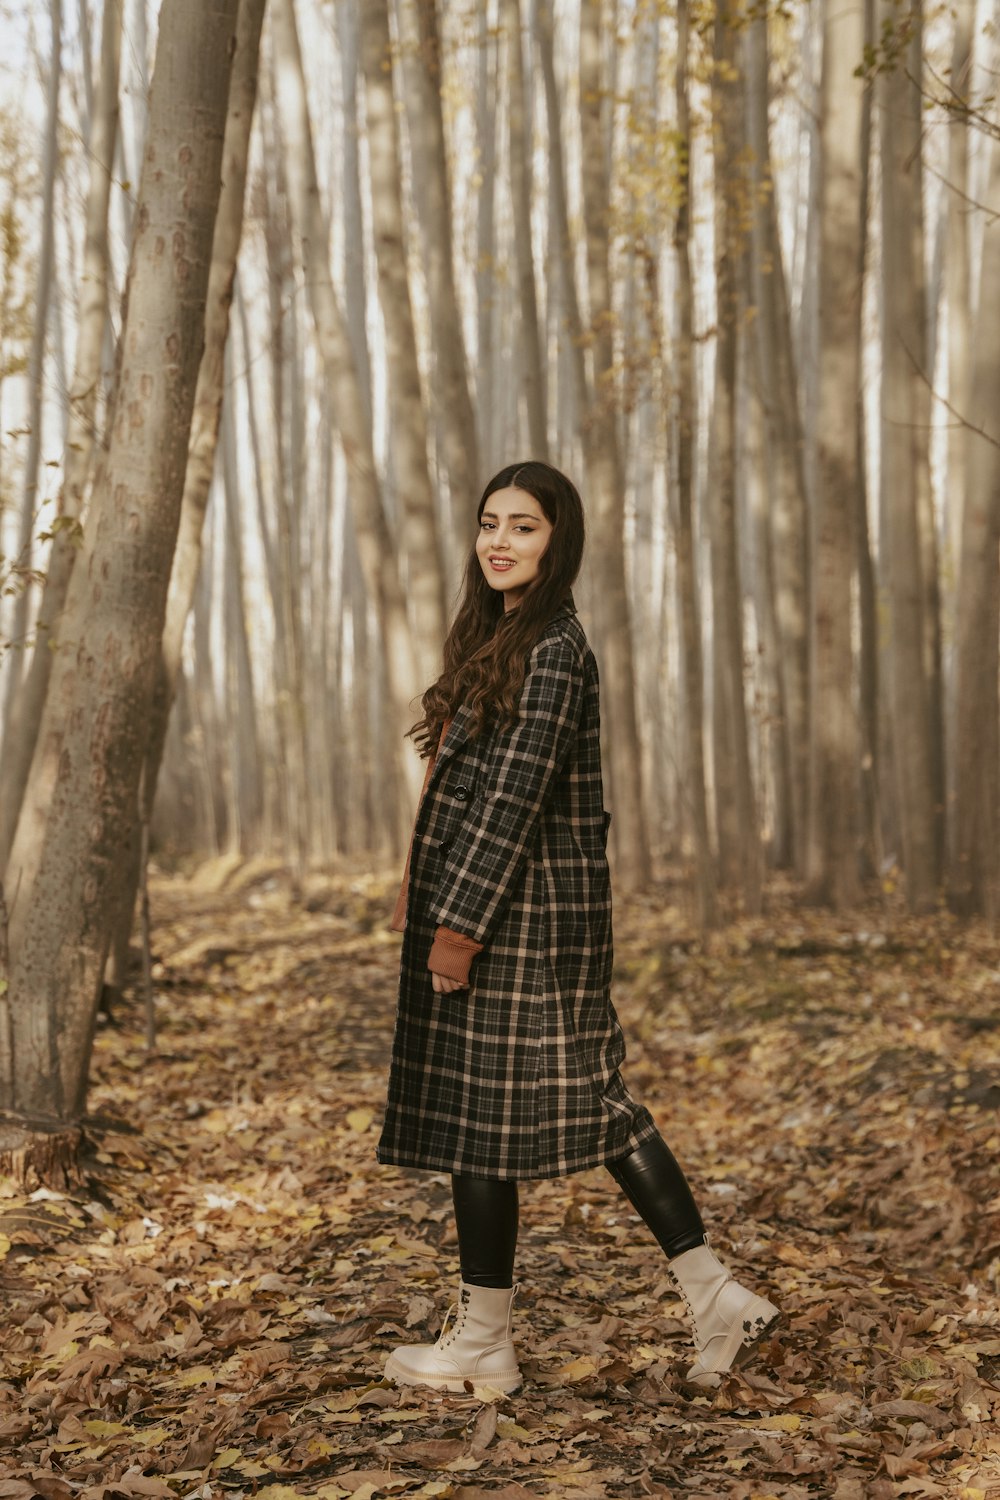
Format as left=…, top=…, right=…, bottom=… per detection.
left=0, top=0, right=997, bottom=1177
left=0, top=4, right=999, bottom=1495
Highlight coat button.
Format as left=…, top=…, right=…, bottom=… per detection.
left=453, top=784, right=470, bottom=801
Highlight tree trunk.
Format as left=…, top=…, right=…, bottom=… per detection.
left=271, top=0, right=422, bottom=824
left=399, top=0, right=482, bottom=513
left=672, top=0, right=716, bottom=928
left=359, top=0, right=447, bottom=683
left=709, top=0, right=760, bottom=909
left=221, top=373, right=261, bottom=849
left=102, top=0, right=266, bottom=980
left=577, top=0, right=649, bottom=886
left=878, top=0, right=937, bottom=909
left=948, top=140, right=1000, bottom=917
left=475, top=6, right=499, bottom=470
left=2, top=0, right=62, bottom=733
left=0, top=0, right=119, bottom=875
left=503, top=0, right=547, bottom=459
left=806, top=0, right=864, bottom=907
left=1, top=0, right=239, bottom=1136
left=745, top=6, right=810, bottom=872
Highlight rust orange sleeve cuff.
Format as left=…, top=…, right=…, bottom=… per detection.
left=427, top=926, right=484, bottom=984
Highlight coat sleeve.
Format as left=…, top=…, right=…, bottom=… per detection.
left=429, top=634, right=584, bottom=947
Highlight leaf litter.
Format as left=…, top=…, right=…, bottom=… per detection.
left=1, top=866, right=999, bottom=1498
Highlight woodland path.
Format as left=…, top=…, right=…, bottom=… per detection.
left=1, top=864, right=999, bottom=1499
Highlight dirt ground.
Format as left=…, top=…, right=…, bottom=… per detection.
left=2, top=863, right=999, bottom=1499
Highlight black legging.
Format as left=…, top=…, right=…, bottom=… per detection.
left=452, top=1132, right=705, bottom=1287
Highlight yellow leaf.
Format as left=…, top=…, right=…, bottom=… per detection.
left=445, top=1456, right=483, bottom=1472
left=82, top=1419, right=130, bottom=1439
left=176, top=1365, right=215, bottom=1387
left=759, top=1414, right=801, bottom=1433
left=346, top=1108, right=373, bottom=1132
left=211, top=1449, right=242, bottom=1469
left=556, top=1354, right=599, bottom=1381
left=0, top=1233, right=10, bottom=1259
left=133, top=1428, right=171, bottom=1448
left=235, top=1462, right=272, bottom=1478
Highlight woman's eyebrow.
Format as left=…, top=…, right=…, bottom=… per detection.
left=481, top=510, right=541, bottom=521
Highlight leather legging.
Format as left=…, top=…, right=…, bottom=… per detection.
left=452, top=1131, right=706, bottom=1288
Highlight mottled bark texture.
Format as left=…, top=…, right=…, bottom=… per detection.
left=1, top=0, right=240, bottom=1128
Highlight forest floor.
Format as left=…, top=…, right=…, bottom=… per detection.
left=2, top=862, right=1000, bottom=1500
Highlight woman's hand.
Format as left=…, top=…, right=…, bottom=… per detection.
left=432, top=971, right=469, bottom=994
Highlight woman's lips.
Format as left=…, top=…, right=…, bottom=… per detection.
left=489, top=558, right=515, bottom=571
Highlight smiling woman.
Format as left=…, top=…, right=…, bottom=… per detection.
left=475, top=486, right=554, bottom=609
left=376, top=459, right=780, bottom=1397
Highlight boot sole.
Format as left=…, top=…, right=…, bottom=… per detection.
left=685, top=1298, right=783, bottom=1389
left=384, top=1352, right=522, bottom=1394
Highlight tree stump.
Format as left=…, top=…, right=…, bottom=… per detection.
left=0, top=1120, right=86, bottom=1192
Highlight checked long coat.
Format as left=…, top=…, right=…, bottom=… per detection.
left=377, top=601, right=656, bottom=1180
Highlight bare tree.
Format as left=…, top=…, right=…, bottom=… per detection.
left=0, top=0, right=240, bottom=1176
left=360, top=0, right=447, bottom=682
left=807, top=0, right=864, bottom=906
left=2, top=0, right=62, bottom=733
left=948, top=138, right=1000, bottom=917
left=878, top=0, right=937, bottom=909
left=672, top=0, right=716, bottom=928
left=0, top=0, right=120, bottom=873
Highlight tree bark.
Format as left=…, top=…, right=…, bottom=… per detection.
left=1, top=0, right=240, bottom=1130
left=578, top=0, right=649, bottom=886
left=2, top=0, right=62, bottom=732
left=745, top=6, right=810, bottom=872
left=948, top=140, right=1000, bottom=917
left=271, top=0, right=422, bottom=823
left=878, top=0, right=937, bottom=909
left=101, top=0, right=266, bottom=979
left=806, top=0, right=864, bottom=907
left=0, top=0, right=120, bottom=875
left=359, top=0, right=447, bottom=683
left=503, top=0, right=547, bottom=459
left=399, top=0, right=482, bottom=511
left=673, top=0, right=716, bottom=927
left=710, top=0, right=760, bottom=909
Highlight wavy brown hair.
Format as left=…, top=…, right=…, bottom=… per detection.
left=410, top=461, right=586, bottom=757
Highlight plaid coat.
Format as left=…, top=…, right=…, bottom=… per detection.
left=377, top=603, right=656, bottom=1179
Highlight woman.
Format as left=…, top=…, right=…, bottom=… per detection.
left=377, top=461, right=778, bottom=1393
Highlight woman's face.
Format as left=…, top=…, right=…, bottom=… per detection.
left=476, top=487, right=554, bottom=611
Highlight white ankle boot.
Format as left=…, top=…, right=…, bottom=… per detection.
left=669, top=1242, right=779, bottom=1387
left=384, top=1280, right=522, bottom=1394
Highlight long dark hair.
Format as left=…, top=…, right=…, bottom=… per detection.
left=410, top=461, right=585, bottom=757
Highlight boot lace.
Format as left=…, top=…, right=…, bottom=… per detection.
left=436, top=1288, right=471, bottom=1350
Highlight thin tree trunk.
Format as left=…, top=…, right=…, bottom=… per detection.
left=399, top=0, right=482, bottom=512
left=878, top=0, right=937, bottom=909
left=1, top=0, right=239, bottom=1142
left=475, top=6, right=499, bottom=470
left=578, top=0, right=649, bottom=887
left=359, top=0, right=447, bottom=682
left=673, top=0, right=716, bottom=928
left=221, top=374, right=261, bottom=849
left=710, top=0, right=760, bottom=909
left=745, top=6, right=810, bottom=872
left=271, top=0, right=422, bottom=825
left=3, top=0, right=62, bottom=732
left=806, top=0, right=864, bottom=907
left=948, top=140, right=1000, bottom=917
left=102, top=0, right=266, bottom=980
left=504, top=0, right=547, bottom=459
left=0, top=0, right=120, bottom=874
left=854, top=0, right=879, bottom=877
